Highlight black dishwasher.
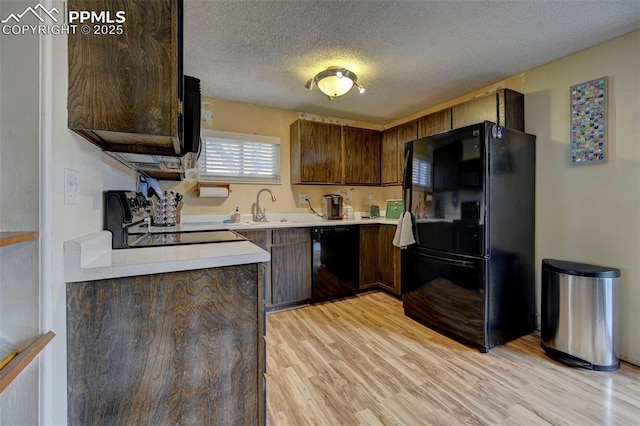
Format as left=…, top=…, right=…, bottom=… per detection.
left=312, top=226, right=360, bottom=303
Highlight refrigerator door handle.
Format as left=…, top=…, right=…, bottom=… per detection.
left=402, top=143, right=412, bottom=211
left=417, top=252, right=476, bottom=268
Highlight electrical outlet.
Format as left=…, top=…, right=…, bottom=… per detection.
left=64, top=168, right=80, bottom=205
left=298, top=193, right=309, bottom=206
left=368, top=193, right=375, bottom=202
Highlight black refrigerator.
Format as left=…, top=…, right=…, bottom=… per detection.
left=401, top=121, right=536, bottom=352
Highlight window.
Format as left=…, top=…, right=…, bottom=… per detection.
left=412, top=156, right=431, bottom=189
left=198, top=130, right=281, bottom=183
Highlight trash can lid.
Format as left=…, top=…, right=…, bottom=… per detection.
left=542, top=259, right=620, bottom=278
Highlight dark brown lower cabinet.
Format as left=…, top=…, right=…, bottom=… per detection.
left=270, top=228, right=311, bottom=310
left=237, top=230, right=271, bottom=304
left=379, top=225, right=402, bottom=295
left=237, top=228, right=311, bottom=311
left=359, top=224, right=381, bottom=289
left=66, top=264, right=265, bottom=426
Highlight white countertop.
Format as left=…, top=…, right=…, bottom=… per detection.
left=64, top=231, right=270, bottom=283
left=129, top=212, right=402, bottom=234
left=65, top=214, right=406, bottom=283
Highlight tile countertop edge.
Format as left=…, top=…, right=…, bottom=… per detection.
left=64, top=231, right=270, bottom=283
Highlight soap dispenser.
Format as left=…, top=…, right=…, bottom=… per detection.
left=232, top=207, right=241, bottom=223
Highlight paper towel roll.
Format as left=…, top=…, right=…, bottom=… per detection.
left=198, top=187, right=229, bottom=198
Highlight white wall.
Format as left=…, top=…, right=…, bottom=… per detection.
left=519, top=30, right=640, bottom=363
left=40, top=1, right=137, bottom=423
left=0, top=1, right=41, bottom=424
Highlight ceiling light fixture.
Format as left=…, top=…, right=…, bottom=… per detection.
left=305, top=66, right=365, bottom=100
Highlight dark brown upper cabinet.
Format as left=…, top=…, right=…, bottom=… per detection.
left=343, top=127, right=381, bottom=185
left=417, top=109, right=452, bottom=138
left=452, top=88, right=524, bottom=131
left=290, top=120, right=343, bottom=184
left=67, top=0, right=182, bottom=156
left=396, top=119, right=418, bottom=182
left=381, top=127, right=399, bottom=185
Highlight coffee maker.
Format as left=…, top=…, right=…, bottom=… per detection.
left=322, top=194, right=343, bottom=220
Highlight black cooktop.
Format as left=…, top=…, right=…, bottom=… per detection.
left=127, top=229, right=247, bottom=248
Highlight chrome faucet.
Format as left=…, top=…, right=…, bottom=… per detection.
left=252, top=188, right=276, bottom=222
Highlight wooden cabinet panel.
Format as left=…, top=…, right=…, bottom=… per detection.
left=501, top=89, right=525, bottom=130
left=418, top=109, right=452, bottom=138
left=290, top=120, right=342, bottom=184
left=239, top=228, right=311, bottom=310
left=359, top=225, right=381, bottom=288
left=397, top=120, right=418, bottom=179
left=452, top=89, right=524, bottom=131
left=397, top=120, right=418, bottom=144
left=67, top=0, right=181, bottom=155
left=343, top=127, right=381, bottom=185
left=381, top=127, right=399, bottom=185
left=237, top=230, right=268, bottom=250
left=236, top=230, right=271, bottom=306
left=67, top=265, right=263, bottom=425
left=452, top=92, right=498, bottom=129
left=270, top=228, right=311, bottom=309
left=271, top=242, right=311, bottom=306
left=271, top=228, right=309, bottom=245
left=379, top=225, right=401, bottom=296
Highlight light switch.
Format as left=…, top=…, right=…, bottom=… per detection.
left=64, top=168, right=80, bottom=205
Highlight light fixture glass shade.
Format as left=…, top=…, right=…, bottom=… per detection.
left=316, top=75, right=354, bottom=97
left=307, top=67, right=364, bottom=100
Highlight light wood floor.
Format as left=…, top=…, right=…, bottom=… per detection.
left=265, top=291, right=640, bottom=425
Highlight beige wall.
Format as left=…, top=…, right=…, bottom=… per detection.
left=518, top=30, right=640, bottom=364
left=162, top=98, right=400, bottom=217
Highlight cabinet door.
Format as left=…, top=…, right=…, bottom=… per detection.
left=397, top=120, right=418, bottom=180
left=381, top=128, right=399, bottom=185
left=291, top=120, right=342, bottom=184
left=500, top=89, right=525, bottom=130
left=343, top=127, right=381, bottom=185
left=452, top=90, right=524, bottom=131
left=359, top=225, right=380, bottom=288
left=67, top=0, right=181, bottom=155
left=418, top=109, right=452, bottom=138
left=67, top=265, right=261, bottom=425
left=270, top=229, right=311, bottom=307
left=236, top=230, right=271, bottom=305
left=378, top=225, right=401, bottom=295
left=452, top=93, right=498, bottom=129
left=236, top=230, right=268, bottom=250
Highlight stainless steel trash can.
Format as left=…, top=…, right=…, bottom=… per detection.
left=541, top=259, right=620, bottom=371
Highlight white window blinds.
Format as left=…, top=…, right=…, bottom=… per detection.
left=198, top=130, right=281, bottom=183
left=412, top=156, right=431, bottom=189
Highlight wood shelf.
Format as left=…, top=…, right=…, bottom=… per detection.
left=0, top=331, right=55, bottom=394
left=0, top=231, right=38, bottom=248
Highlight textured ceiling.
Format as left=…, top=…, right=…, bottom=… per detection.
left=183, top=0, right=640, bottom=125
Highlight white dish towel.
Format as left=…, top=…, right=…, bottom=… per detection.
left=392, top=211, right=416, bottom=249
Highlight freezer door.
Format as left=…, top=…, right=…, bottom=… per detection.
left=402, top=249, right=487, bottom=348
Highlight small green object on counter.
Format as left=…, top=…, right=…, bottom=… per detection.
left=385, top=200, right=403, bottom=219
